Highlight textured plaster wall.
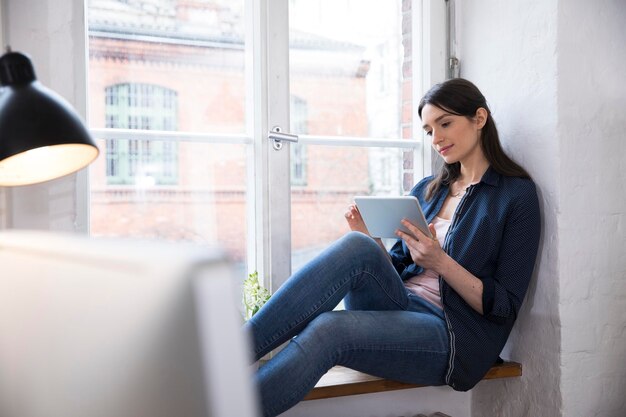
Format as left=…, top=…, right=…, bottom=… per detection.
left=461, top=0, right=626, bottom=416
left=457, top=0, right=562, bottom=416
left=557, top=1, right=626, bottom=416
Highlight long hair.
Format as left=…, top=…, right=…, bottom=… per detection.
left=418, top=78, right=530, bottom=200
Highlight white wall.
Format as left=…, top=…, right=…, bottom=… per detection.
left=1, top=0, right=89, bottom=232
left=457, top=0, right=561, bottom=417
left=557, top=1, right=626, bottom=416
left=458, top=1, right=561, bottom=415
left=460, top=1, right=626, bottom=416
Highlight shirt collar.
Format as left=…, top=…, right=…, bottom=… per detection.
left=480, top=165, right=500, bottom=187
left=440, top=165, right=501, bottom=197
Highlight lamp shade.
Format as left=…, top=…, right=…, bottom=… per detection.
left=0, top=51, right=99, bottom=186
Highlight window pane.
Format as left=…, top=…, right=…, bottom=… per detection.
left=90, top=140, right=248, bottom=273
left=289, top=0, right=408, bottom=138
left=291, top=145, right=413, bottom=271
left=288, top=0, right=417, bottom=272
left=87, top=0, right=248, bottom=273
left=88, top=0, right=246, bottom=134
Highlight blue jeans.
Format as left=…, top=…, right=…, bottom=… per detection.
left=245, top=232, right=450, bottom=417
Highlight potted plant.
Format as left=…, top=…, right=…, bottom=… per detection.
left=242, top=271, right=271, bottom=321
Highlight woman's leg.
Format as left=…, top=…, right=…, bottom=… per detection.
left=256, top=297, right=449, bottom=417
left=245, top=232, right=409, bottom=361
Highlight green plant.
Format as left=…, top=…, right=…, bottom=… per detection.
left=243, top=271, right=271, bottom=320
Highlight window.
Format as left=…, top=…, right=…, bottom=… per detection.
left=104, top=83, right=179, bottom=185
left=87, top=0, right=446, bottom=291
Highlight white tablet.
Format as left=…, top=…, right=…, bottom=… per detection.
left=354, top=196, right=432, bottom=239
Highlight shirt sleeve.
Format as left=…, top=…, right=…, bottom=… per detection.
left=481, top=181, right=541, bottom=324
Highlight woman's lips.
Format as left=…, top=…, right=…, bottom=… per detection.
left=439, top=145, right=453, bottom=155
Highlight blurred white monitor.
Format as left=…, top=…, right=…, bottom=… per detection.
left=0, top=230, right=259, bottom=417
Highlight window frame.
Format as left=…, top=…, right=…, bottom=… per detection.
left=83, top=0, right=447, bottom=293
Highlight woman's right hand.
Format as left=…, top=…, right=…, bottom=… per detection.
left=344, top=204, right=370, bottom=235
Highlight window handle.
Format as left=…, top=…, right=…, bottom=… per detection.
left=269, top=126, right=299, bottom=150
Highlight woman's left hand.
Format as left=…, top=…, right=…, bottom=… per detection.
left=396, top=220, right=446, bottom=271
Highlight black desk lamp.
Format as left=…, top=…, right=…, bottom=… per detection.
left=0, top=48, right=98, bottom=186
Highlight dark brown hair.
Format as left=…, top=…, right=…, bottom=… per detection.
left=418, top=78, right=530, bottom=200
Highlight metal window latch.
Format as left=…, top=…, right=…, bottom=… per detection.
left=269, top=126, right=299, bottom=150
left=449, top=56, right=460, bottom=78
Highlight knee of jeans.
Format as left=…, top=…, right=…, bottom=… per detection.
left=294, top=311, right=354, bottom=355
left=341, top=231, right=380, bottom=255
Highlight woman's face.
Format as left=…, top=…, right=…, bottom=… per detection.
left=421, top=103, right=487, bottom=165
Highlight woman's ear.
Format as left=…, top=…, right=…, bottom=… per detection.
left=475, top=107, right=488, bottom=129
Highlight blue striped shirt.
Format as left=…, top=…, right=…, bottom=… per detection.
left=389, top=166, right=541, bottom=391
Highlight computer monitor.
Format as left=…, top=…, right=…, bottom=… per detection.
left=0, top=230, right=259, bottom=417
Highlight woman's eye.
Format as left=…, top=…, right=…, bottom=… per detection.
left=441, top=121, right=450, bottom=128
left=425, top=130, right=432, bottom=136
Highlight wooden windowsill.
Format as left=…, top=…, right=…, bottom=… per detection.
left=303, top=361, right=522, bottom=401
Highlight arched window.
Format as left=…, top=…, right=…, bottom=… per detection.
left=105, top=83, right=178, bottom=185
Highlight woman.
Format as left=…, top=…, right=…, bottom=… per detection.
left=244, top=78, right=541, bottom=417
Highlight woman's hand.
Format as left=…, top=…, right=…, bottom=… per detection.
left=345, top=204, right=394, bottom=260
left=344, top=204, right=370, bottom=235
left=396, top=220, right=446, bottom=272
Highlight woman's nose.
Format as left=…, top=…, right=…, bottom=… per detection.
left=431, top=129, right=443, bottom=143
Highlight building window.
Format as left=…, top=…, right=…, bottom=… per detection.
left=104, top=83, right=178, bottom=185
left=290, top=95, right=308, bottom=186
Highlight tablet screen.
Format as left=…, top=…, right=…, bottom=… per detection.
left=354, top=196, right=432, bottom=239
